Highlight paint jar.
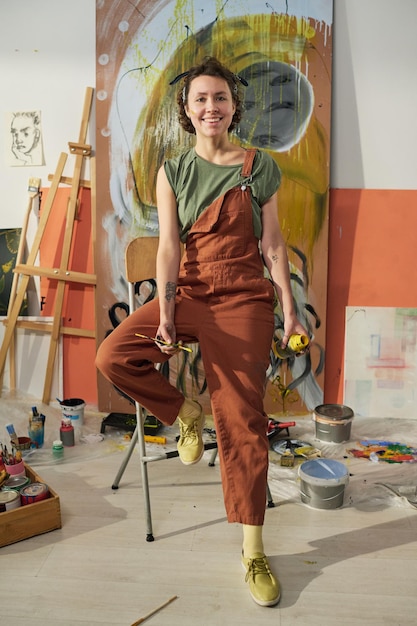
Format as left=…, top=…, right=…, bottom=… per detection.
left=59, top=398, right=85, bottom=425
left=28, top=424, right=45, bottom=448
left=4, top=459, right=26, bottom=478
left=52, top=440, right=64, bottom=460
left=28, top=407, right=45, bottom=447
left=20, top=482, right=49, bottom=505
left=59, top=398, right=85, bottom=441
left=0, top=490, right=21, bottom=512
left=60, top=418, right=75, bottom=446
left=15, top=436, right=37, bottom=452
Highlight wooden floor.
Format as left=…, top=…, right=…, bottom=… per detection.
left=1, top=397, right=417, bottom=625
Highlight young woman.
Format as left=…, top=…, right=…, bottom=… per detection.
left=96, top=56, right=308, bottom=607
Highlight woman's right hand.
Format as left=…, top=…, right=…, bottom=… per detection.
left=155, top=322, right=179, bottom=355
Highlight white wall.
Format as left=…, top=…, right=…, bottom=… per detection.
left=0, top=0, right=96, bottom=231
left=331, top=0, right=417, bottom=189
left=0, top=0, right=416, bottom=235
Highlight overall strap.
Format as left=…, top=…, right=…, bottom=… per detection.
left=241, top=149, right=257, bottom=178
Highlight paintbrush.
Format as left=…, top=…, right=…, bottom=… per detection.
left=28, top=176, right=41, bottom=197
left=5, top=423, right=18, bottom=446
left=135, top=333, right=192, bottom=352
left=130, top=595, right=178, bottom=625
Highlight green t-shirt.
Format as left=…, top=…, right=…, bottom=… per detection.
left=164, top=148, right=281, bottom=242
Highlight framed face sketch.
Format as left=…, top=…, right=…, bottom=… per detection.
left=95, top=0, right=333, bottom=414
left=5, top=110, right=45, bottom=166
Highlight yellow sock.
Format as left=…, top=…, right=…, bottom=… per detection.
left=242, top=524, right=264, bottom=558
left=178, top=397, right=201, bottom=424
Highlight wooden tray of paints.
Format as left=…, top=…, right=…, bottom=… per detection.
left=0, top=463, right=61, bottom=548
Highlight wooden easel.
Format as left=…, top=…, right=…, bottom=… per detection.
left=0, top=180, right=41, bottom=393
left=0, top=87, right=96, bottom=404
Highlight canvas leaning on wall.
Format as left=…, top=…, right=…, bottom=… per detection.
left=344, top=307, right=417, bottom=418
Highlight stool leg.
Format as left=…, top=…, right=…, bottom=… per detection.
left=266, top=481, right=275, bottom=508
left=112, top=426, right=138, bottom=489
left=111, top=403, right=155, bottom=540
left=136, top=405, right=154, bottom=541
left=208, top=447, right=218, bottom=466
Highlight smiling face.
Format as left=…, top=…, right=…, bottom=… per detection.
left=184, top=75, right=236, bottom=138
left=11, top=114, right=40, bottom=154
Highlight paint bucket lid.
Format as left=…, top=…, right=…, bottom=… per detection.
left=299, top=459, right=349, bottom=486
left=59, top=398, right=85, bottom=407
left=1, top=474, right=30, bottom=492
left=314, top=404, right=354, bottom=423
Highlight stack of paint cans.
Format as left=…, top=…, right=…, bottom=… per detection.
left=0, top=475, right=50, bottom=510
left=0, top=446, right=50, bottom=512
left=0, top=471, right=31, bottom=511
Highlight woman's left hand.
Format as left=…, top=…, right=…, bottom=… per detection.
left=281, top=318, right=310, bottom=355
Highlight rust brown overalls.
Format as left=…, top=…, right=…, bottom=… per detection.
left=96, top=149, right=275, bottom=525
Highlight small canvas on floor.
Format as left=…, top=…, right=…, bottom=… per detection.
left=344, top=307, right=417, bottom=418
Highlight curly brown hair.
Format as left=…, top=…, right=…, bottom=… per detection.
left=175, top=57, right=244, bottom=135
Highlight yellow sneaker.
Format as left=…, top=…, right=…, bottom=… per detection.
left=242, top=552, right=281, bottom=607
left=177, top=403, right=205, bottom=465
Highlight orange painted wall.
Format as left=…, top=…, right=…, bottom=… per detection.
left=325, top=188, right=417, bottom=404
left=39, top=187, right=96, bottom=404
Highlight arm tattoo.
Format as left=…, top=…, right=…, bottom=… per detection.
left=165, top=281, right=176, bottom=302
left=271, top=254, right=279, bottom=263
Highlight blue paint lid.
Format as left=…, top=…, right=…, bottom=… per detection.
left=299, top=458, right=349, bottom=486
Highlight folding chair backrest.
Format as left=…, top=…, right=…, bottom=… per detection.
left=124, top=236, right=159, bottom=284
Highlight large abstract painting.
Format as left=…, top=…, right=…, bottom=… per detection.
left=95, top=0, right=333, bottom=414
